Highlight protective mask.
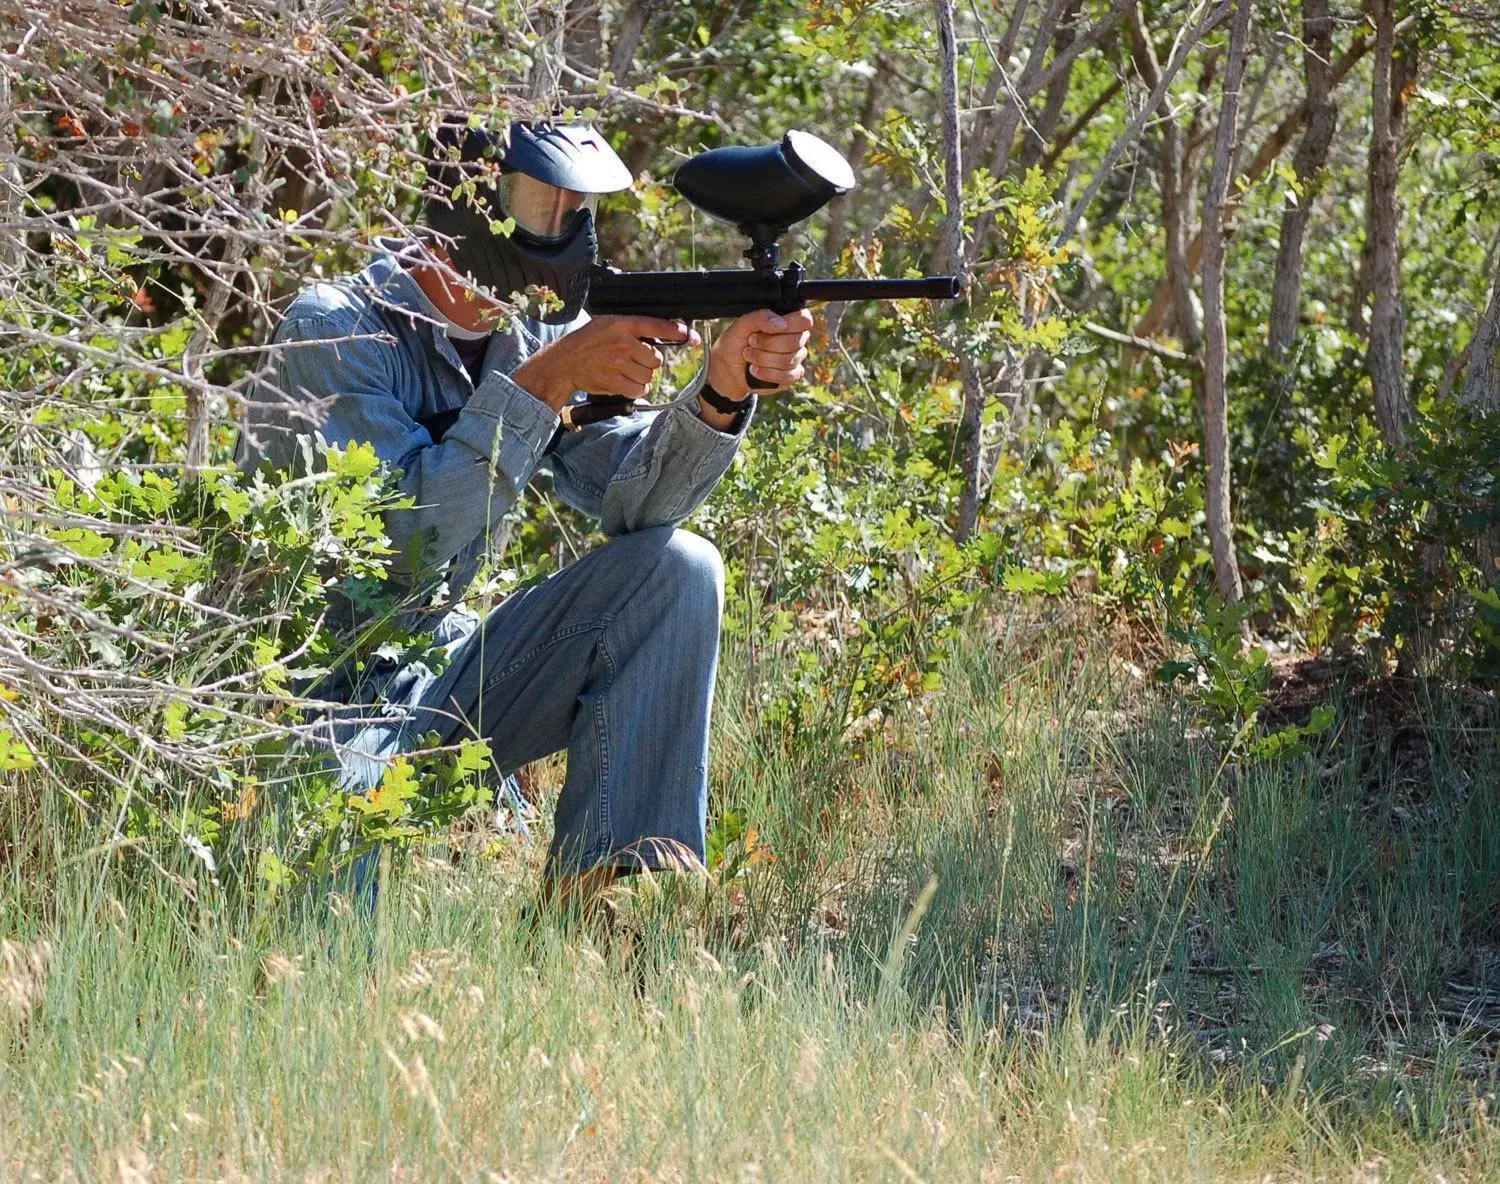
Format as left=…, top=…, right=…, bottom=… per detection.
left=426, top=193, right=598, bottom=326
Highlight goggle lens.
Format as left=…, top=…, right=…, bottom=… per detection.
left=496, top=173, right=596, bottom=241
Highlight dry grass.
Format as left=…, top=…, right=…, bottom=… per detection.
left=2, top=616, right=1498, bottom=1181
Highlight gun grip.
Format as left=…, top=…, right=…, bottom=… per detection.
left=745, top=363, right=779, bottom=391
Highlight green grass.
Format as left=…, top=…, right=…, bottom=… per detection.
left=3, top=608, right=1498, bottom=1181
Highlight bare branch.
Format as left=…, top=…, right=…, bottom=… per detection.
left=1056, top=0, right=1233, bottom=246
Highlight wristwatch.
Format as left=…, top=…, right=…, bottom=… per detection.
left=698, top=379, right=754, bottom=416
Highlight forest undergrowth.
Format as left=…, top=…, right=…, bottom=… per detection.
left=6, top=1, right=1500, bottom=1178
left=3, top=606, right=1496, bottom=1183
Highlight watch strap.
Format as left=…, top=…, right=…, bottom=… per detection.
left=698, top=379, right=754, bottom=415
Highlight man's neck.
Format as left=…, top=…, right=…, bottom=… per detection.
left=409, top=248, right=500, bottom=337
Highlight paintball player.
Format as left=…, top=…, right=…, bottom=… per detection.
left=238, top=120, right=816, bottom=910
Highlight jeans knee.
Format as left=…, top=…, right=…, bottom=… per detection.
left=596, top=526, right=723, bottom=627
left=660, top=529, right=724, bottom=611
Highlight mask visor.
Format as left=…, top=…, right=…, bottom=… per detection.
left=496, top=173, right=597, bottom=243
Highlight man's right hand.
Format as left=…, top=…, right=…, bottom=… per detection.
left=511, top=316, right=702, bottom=412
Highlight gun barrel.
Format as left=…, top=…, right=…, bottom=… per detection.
left=800, top=276, right=961, bottom=303
left=585, top=265, right=961, bottom=322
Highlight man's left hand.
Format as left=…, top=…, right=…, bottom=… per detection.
left=707, top=308, right=815, bottom=400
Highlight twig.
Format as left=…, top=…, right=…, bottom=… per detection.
left=1083, top=320, right=1195, bottom=362
left=1057, top=0, right=1234, bottom=245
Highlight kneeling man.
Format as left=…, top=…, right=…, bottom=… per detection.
left=238, top=118, right=815, bottom=907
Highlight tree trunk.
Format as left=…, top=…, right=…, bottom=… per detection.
left=1017, top=0, right=1085, bottom=173
left=1462, top=264, right=1500, bottom=413
left=0, top=70, right=20, bottom=280
left=1132, top=21, right=1382, bottom=341
left=528, top=0, right=569, bottom=106
left=1056, top=1, right=1232, bottom=247
left=608, top=0, right=656, bottom=81
left=1366, top=0, right=1413, bottom=448
left=1463, top=265, right=1500, bottom=579
left=935, top=0, right=964, bottom=281
left=973, top=0, right=1069, bottom=176
left=565, top=2, right=602, bottom=74
left=823, top=61, right=889, bottom=263
left=933, top=0, right=985, bottom=544
left=818, top=58, right=891, bottom=352
left=936, top=0, right=980, bottom=540
left=1268, top=0, right=1337, bottom=361
left=1199, top=0, right=1253, bottom=603
left=1129, top=0, right=1200, bottom=352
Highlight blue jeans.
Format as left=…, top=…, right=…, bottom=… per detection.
left=333, top=526, right=723, bottom=874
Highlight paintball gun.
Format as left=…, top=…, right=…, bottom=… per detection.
left=570, top=130, right=960, bottom=425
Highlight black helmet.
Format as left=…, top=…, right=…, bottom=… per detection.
left=424, top=120, right=631, bottom=323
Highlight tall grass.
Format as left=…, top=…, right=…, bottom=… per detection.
left=2, top=609, right=1497, bottom=1181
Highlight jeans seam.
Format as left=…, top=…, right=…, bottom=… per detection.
left=592, top=632, right=618, bottom=857
left=478, top=618, right=607, bottom=697
left=555, top=456, right=604, bottom=501
left=480, top=611, right=622, bottom=869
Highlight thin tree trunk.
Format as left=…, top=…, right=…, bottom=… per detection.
left=565, top=2, right=602, bottom=74
left=973, top=0, right=1070, bottom=175
left=999, top=0, right=1038, bottom=65
left=608, top=0, right=656, bottom=80
left=1268, top=0, right=1337, bottom=361
left=1366, top=0, right=1412, bottom=448
left=823, top=60, right=889, bottom=263
left=1199, top=0, right=1252, bottom=603
left=1462, top=264, right=1500, bottom=413
left=0, top=70, right=20, bottom=280
left=934, top=0, right=984, bottom=543
left=1129, top=0, right=1200, bottom=351
left=1056, top=0, right=1233, bottom=247
left=974, top=0, right=1130, bottom=246
left=819, top=58, right=891, bottom=352
left=936, top=0, right=965, bottom=280
left=186, top=85, right=276, bottom=472
left=1463, top=265, right=1500, bottom=579
left=528, top=0, right=569, bottom=106
left=1133, top=20, right=1384, bottom=340
left=1017, top=0, right=1084, bottom=173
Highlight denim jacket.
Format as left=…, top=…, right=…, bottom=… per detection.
left=237, top=241, right=753, bottom=615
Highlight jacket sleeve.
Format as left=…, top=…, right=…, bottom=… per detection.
left=546, top=367, right=756, bottom=536
left=241, top=312, right=559, bottom=578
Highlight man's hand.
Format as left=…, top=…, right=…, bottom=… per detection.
left=707, top=308, right=815, bottom=401
left=512, top=315, right=700, bottom=412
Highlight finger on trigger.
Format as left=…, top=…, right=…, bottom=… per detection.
left=622, top=315, right=688, bottom=343
left=628, top=338, right=664, bottom=368
left=660, top=319, right=699, bottom=347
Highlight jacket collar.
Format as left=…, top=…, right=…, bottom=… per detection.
left=358, top=237, right=447, bottom=320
